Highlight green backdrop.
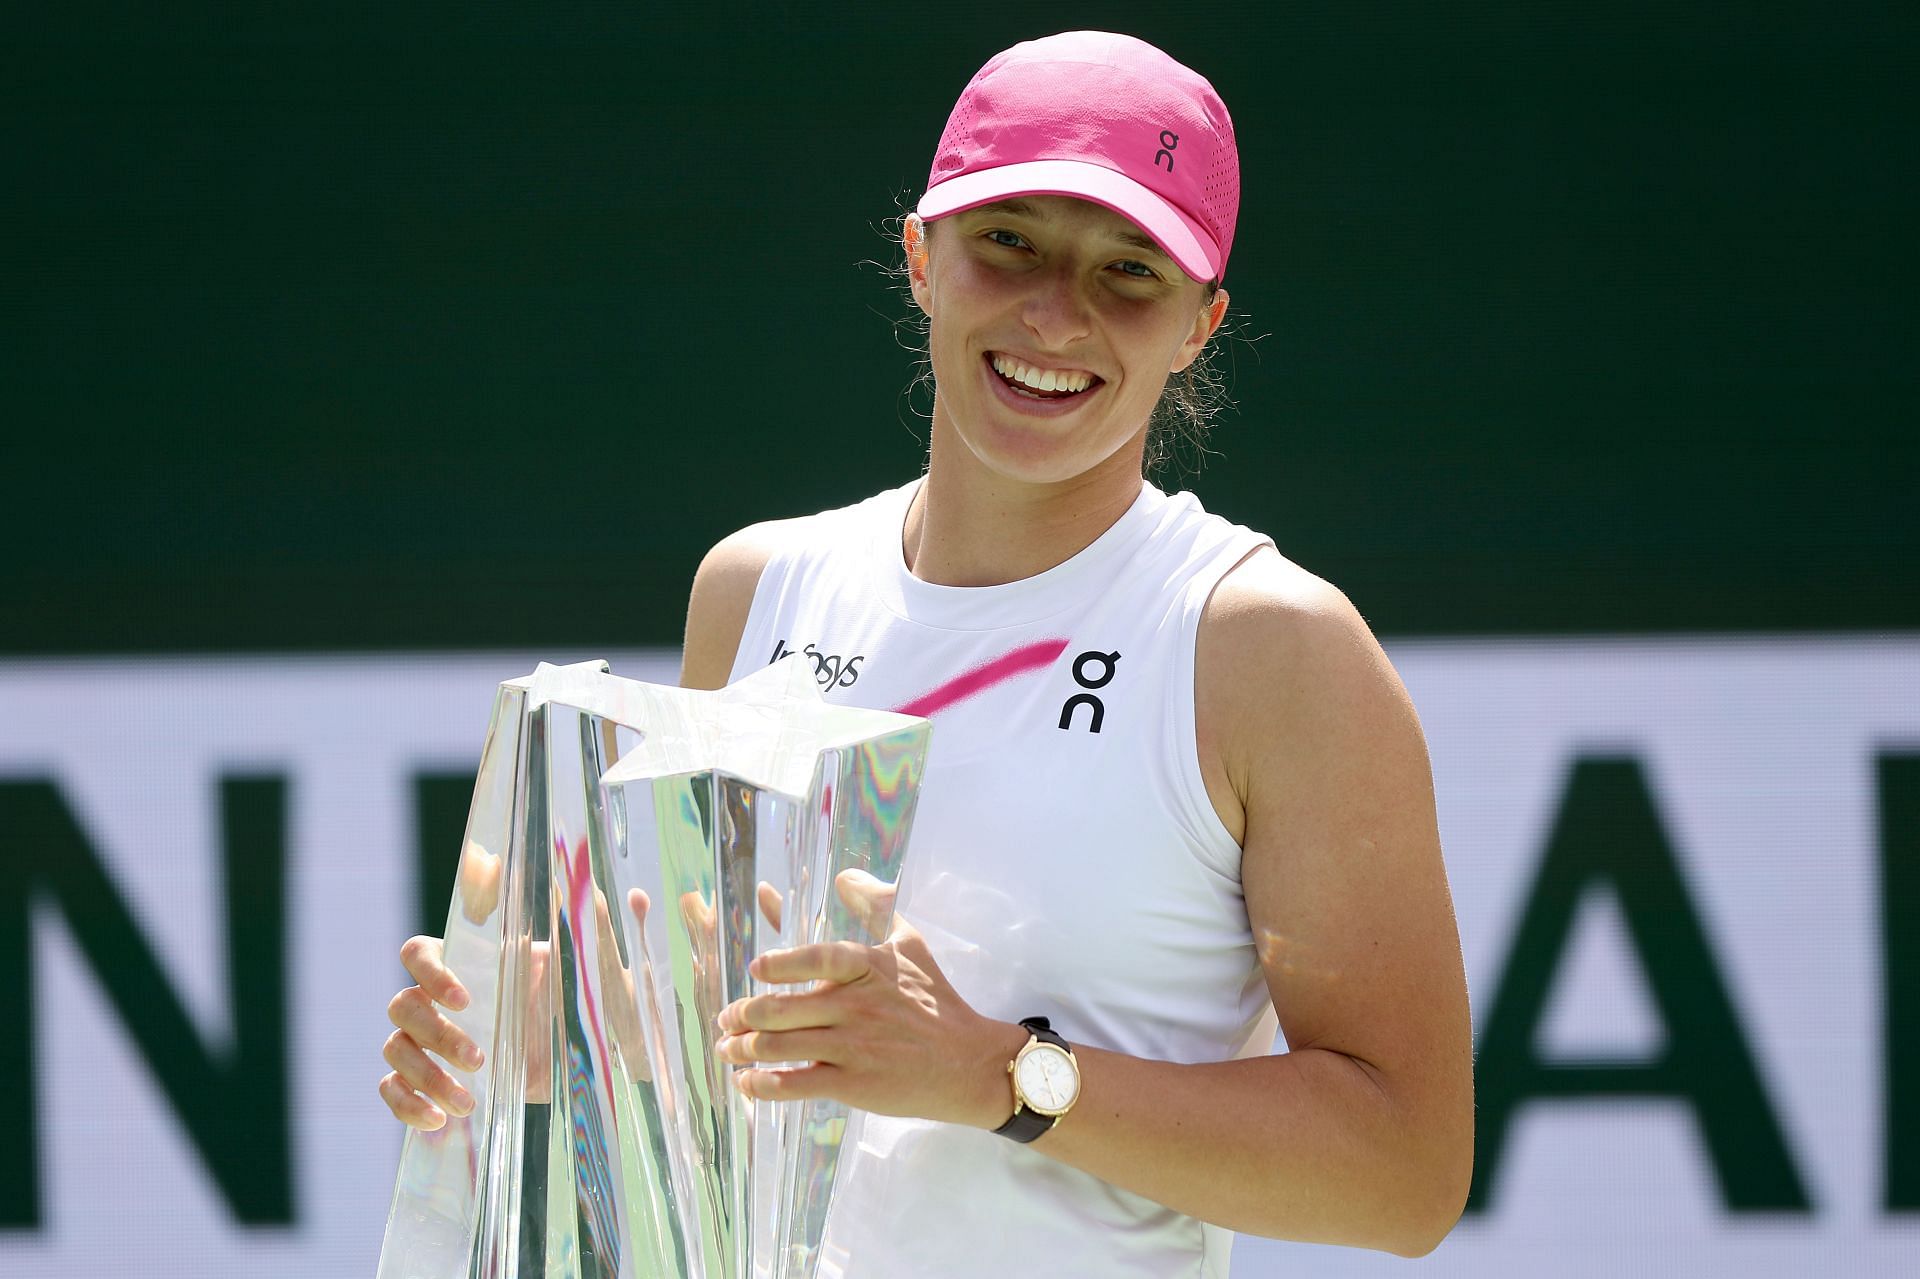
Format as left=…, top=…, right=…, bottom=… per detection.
left=5, top=3, right=1913, bottom=651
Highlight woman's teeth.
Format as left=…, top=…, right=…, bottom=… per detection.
left=991, top=353, right=1095, bottom=395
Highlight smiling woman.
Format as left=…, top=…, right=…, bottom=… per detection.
left=906, top=192, right=1229, bottom=492
left=379, top=29, right=1473, bottom=1277
left=906, top=194, right=1232, bottom=475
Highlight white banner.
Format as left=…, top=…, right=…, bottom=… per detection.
left=0, top=641, right=1914, bottom=1276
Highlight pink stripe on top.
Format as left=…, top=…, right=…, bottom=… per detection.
left=891, top=638, right=1068, bottom=719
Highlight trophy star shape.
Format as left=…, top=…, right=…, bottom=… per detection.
left=378, top=658, right=930, bottom=1279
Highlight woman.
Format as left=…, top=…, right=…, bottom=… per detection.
left=381, top=31, right=1473, bottom=1274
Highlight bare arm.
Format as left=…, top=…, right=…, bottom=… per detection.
left=718, top=551, right=1474, bottom=1255
left=678, top=519, right=789, bottom=690
left=1020, top=553, right=1475, bottom=1254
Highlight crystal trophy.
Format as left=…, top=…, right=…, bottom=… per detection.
left=376, top=658, right=931, bottom=1279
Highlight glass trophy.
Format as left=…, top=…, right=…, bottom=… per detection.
left=376, top=658, right=931, bottom=1279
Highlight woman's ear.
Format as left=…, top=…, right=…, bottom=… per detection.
left=1170, top=287, right=1230, bottom=374
left=904, top=213, right=932, bottom=314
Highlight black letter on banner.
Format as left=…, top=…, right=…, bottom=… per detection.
left=415, top=770, right=477, bottom=940
left=1884, top=751, right=1920, bottom=1211
left=1467, top=756, right=1811, bottom=1213
left=0, top=777, right=292, bottom=1227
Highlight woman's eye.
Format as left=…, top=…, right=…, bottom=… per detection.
left=985, top=229, right=1027, bottom=249
left=1114, top=260, right=1157, bottom=280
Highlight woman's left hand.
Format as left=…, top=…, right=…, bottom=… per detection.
left=714, top=870, right=1024, bottom=1129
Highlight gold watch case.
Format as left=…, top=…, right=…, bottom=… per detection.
left=1008, top=1035, right=1081, bottom=1118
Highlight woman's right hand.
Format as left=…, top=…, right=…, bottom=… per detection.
left=379, top=935, right=484, bottom=1130
left=378, top=878, right=781, bottom=1129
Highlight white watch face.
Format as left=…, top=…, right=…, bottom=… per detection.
left=1014, top=1042, right=1080, bottom=1115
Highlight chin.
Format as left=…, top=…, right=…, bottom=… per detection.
left=967, top=420, right=1141, bottom=488
left=933, top=365, right=1150, bottom=486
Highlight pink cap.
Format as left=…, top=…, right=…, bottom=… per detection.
left=917, top=31, right=1240, bottom=284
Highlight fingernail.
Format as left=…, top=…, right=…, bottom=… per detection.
left=447, top=987, right=470, bottom=1011
left=461, top=1045, right=484, bottom=1070
left=450, top=1088, right=475, bottom=1116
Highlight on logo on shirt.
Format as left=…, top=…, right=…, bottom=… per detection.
left=1059, top=649, right=1120, bottom=733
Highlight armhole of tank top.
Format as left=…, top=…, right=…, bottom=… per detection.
left=1165, top=533, right=1276, bottom=885
left=726, top=536, right=798, bottom=686
left=724, top=489, right=900, bottom=684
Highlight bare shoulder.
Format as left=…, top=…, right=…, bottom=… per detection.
left=1199, top=545, right=1372, bottom=658
left=679, top=517, right=805, bottom=690
left=1196, top=547, right=1425, bottom=816
left=1198, top=545, right=1407, bottom=716
left=1204, top=550, right=1472, bottom=1229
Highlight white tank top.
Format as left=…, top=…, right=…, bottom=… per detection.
left=726, top=477, right=1279, bottom=1278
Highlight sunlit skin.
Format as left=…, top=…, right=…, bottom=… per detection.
left=380, top=192, right=1475, bottom=1257
left=914, top=195, right=1226, bottom=490
left=901, top=196, right=1229, bottom=591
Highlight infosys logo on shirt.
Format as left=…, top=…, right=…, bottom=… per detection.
left=769, top=639, right=864, bottom=689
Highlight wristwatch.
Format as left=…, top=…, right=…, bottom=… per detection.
left=992, top=1016, right=1081, bottom=1143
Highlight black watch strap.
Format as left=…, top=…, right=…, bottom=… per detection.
left=992, top=1017, right=1068, bottom=1144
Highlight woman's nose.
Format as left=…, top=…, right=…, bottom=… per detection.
left=1019, top=270, right=1093, bottom=349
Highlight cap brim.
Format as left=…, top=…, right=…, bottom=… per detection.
left=917, top=159, right=1223, bottom=285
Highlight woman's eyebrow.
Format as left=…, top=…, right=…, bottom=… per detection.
left=1109, top=230, right=1171, bottom=258
left=972, top=198, right=1043, bottom=219
left=967, top=200, right=1171, bottom=259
